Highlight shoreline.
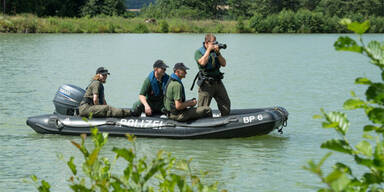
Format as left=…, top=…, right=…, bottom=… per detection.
left=1, top=14, right=383, bottom=34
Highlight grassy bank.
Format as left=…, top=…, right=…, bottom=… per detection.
left=0, top=14, right=237, bottom=33
left=0, top=14, right=383, bottom=33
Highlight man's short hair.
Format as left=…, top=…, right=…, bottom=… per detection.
left=205, top=34, right=216, bottom=43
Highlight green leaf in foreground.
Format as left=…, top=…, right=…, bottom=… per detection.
left=355, top=77, right=372, bottom=85
left=366, top=41, right=384, bottom=62
left=355, top=141, right=372, bottom=157
left=328, top=170, right=350, bottom=192
left=322, top=111, right=350, bottom=136
left=343, top=98, right=366, bottom=110
left=67, top=156, right=77, bottom=175
left=366, top=83, right=384, bottom=105
left=367, top=108, right=384, bottom=124
left=334, top=36, right=362, bottom=53
left=347, top=20, right=370, bottom=35
left=321, top=139, right=353, bottom=154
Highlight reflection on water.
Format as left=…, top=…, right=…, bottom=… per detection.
left=0, top=33, right=382, bottom=191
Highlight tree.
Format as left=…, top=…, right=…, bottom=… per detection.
left=227, top=0, right=253, bottom=19
left=81, top=0, right=126, bottom=17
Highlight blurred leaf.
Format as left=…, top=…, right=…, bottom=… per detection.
left=39, top=180, right=51, bottom=192
left=354, top=155, right=373, bottom=167
left=366, top=41, right=384, bottom=62
left=82, top=117, right=89, bottom=122
left=382, top=71, right=384, bottom=81
left=373, top=142, right=384, bottom=166
left=67, top=156, right=77, bottom=175
left=347, top=20, right=370, bottom=35
left=334, top=36, right=362, bottom=53
left=334, top=163, right=352, bottom=175
left=364, top=125, right=378, bottom=132
left=350, top=91, right=356, bottom=97
left=343, top=98, right=366, bottom=110
left=325, top=169, right=343, bottom=184
left=363, top=173, right=380, bottom=184
left=362, top=133, right=374, bottom=140
left=176, top=160, right=189, bottom=171
left=367, top=108, right=384, bottom=124
left=321, top=139, right=353, bottom=154
left=328, top=171, right=350, bottom=192
left=87, top=148, right=100, bottom=166
left=126, top=134, right=136, bottom=143
left=313, top=114, right=323, bottom=119
left=322, top=122, right=338, bottom=128
left=339, top=18, right=352, bottom=25
left=366, top=83, right=384, bottom=105
left=31, top=175, right=38, bottom=182
left=323, top=111, right=350, bottom=136
left=355, top=141, right=372, bottom=157
left=71, top=141, right=81, bottom=150
left=355, top=77, right=372, bottom=85
left=71, top=140, right=89, bottom=157
left=70, top=184, right=92, bottom=192
left=113, top=147, right=134, bottom=163
left=303, top=152, right=332, bottom=176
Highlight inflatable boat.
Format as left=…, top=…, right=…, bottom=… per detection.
left=26, top=84, right=289, bottom=139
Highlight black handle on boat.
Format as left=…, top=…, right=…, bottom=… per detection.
left=166, top=117, right=238, bottom=128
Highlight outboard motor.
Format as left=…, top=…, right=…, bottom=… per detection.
left=53, top=84, right=85, bottom=116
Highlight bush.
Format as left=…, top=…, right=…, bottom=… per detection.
left=133, top=23, right=149, bottom=33
left=236, top=17, right=246, bottom=33
left=159, top=20, right=169, bottom=33
left=276, top=9, right=297, bottom=33
left=249, top=13, right=263, bottom=33
left=32, top=128, right=223, bottom=191
left=305, top=19, right=384, bottom=191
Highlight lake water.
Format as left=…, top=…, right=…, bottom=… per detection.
left=0, top=33, right=382, bottom=191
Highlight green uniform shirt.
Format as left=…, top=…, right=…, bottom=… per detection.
left=194, top=49, right=221, bottom=78
left=83, top=80, right=104, bottom=105
left=139, top=77, right=163, bottom=102
left=164, top=80, right=185, bottom=112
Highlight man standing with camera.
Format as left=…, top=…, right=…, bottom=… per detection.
left=193, top=34, right=231, bottom=116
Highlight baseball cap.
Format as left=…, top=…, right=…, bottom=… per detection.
left=153, top=60, right=169, bottom=69
left=96, top=67, right=110, bottom=75
left=173, top=62, right=189, bottom=71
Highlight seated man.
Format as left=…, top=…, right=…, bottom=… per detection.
left=131, top=60, right=169, bottom=116
left=164, top=63, right=212, bottom=122
left=79, top=67, right=131, bottom=118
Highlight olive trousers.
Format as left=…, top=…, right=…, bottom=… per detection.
left=198, top=80, right=231, bottom=116
left=79, top=104, right=131, bottom=118
left=131, top=100, right=164, bottom=116
left=169, top=106, right=212, bottom=122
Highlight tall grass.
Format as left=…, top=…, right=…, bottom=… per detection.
left=0, top=14, right=383, bottom=33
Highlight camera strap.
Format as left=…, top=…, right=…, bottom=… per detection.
left=190, top=71, right=200, bottom=91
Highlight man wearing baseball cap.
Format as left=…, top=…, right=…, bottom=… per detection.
left=79, top=67, right=131, bottom=118
left=131, top=60, right=169, bottom=116
left=164, top=63, right=212, bottom=121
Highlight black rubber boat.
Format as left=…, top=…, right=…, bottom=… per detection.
left=26, top=84, right=289, bottom=139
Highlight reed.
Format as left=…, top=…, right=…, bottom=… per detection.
left=1, top=14, right=383, bottom=33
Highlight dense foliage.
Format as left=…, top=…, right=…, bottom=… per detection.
left=1, top=14, right=384, bottom=33
left=0, top=0, right=126, bottom=17
left=140, top=0, right=384, bottom=19
left=125, top=0, right=154, bottom=9
left=1, top=0, right=384, bottom=19
left=32, top=128, right=222, bottom=191
left=305, top=20, right=384, bottom=191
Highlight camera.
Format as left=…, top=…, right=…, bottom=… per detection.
left=213, top=41, right=227, bottom=49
